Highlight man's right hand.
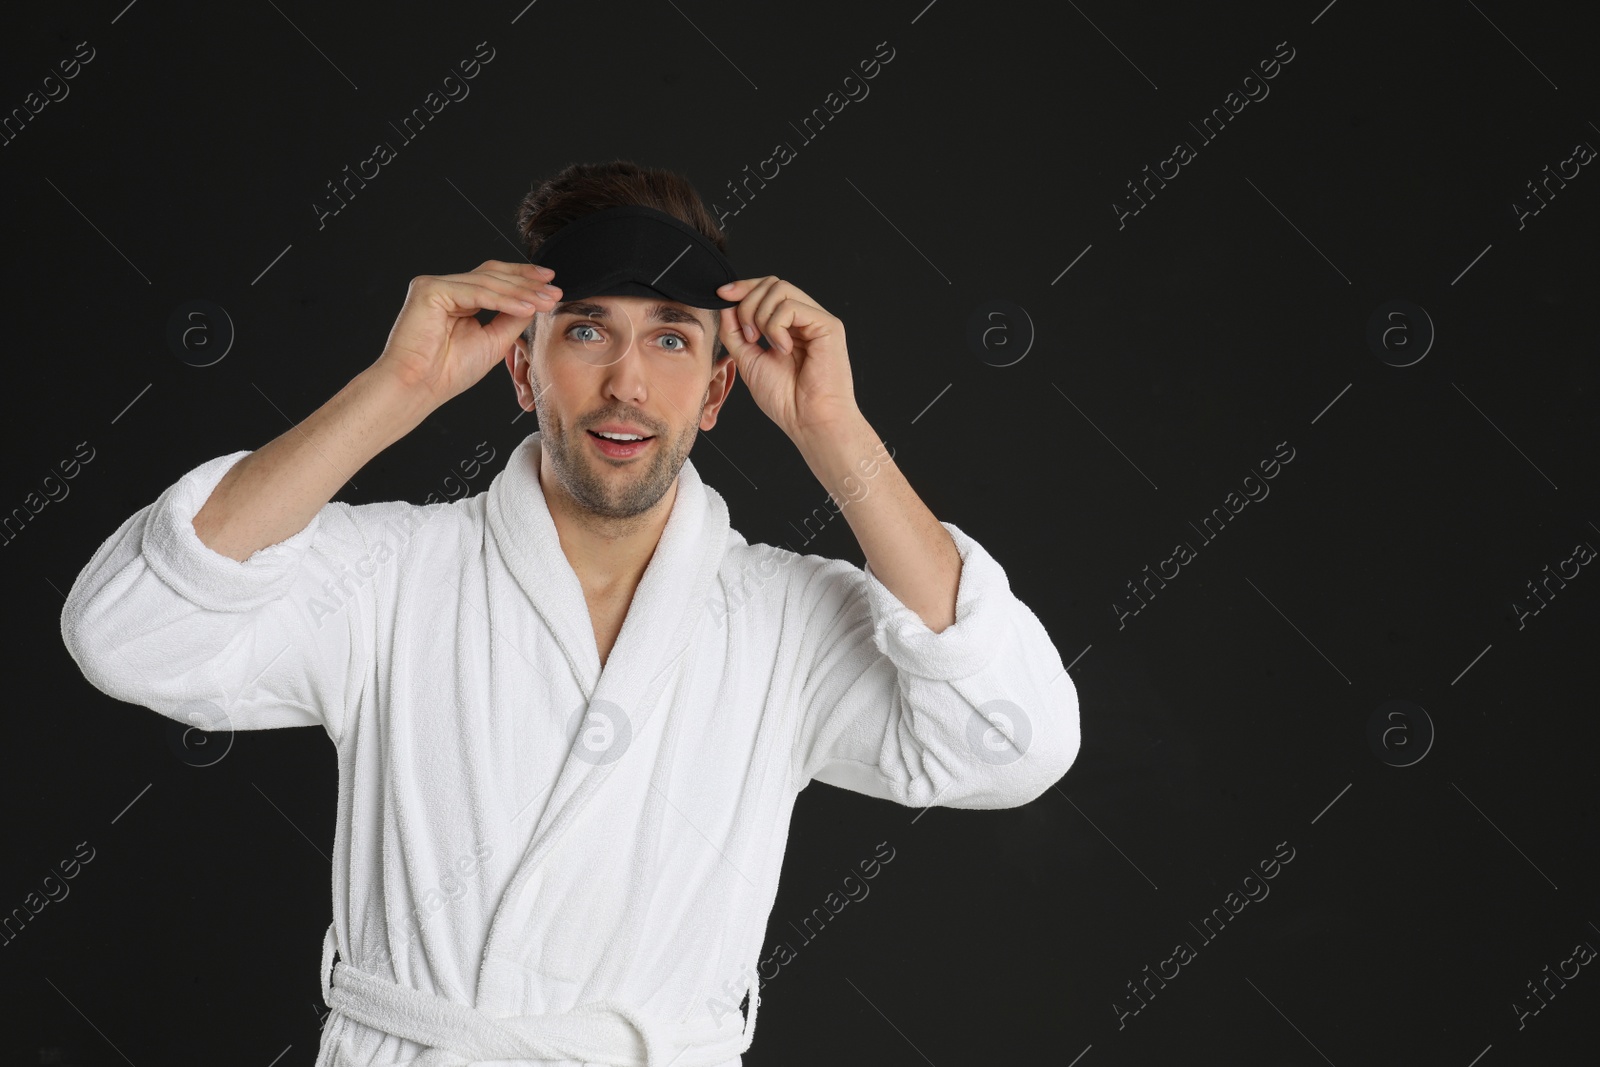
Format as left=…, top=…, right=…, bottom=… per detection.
left=372, top=260, right=563, bottom=410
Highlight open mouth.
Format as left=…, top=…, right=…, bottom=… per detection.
left=587, top=429, right=656, bottom=459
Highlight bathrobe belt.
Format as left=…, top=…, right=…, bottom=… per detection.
left=322, top=926, right=748, bottom=1067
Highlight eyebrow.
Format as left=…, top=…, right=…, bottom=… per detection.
left=552, top=300, right=709, bottom=333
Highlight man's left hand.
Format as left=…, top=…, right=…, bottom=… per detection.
left=715, top=277, right=860, bottom=442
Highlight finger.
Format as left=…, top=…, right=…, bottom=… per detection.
left=484, top=301, right=540, bottom=354
left=720, top=300, right=779, bottom=359
left=473, top=275, right=562, bottom=313
left=718, top=309, right=780, bottom=393
left=726, top=276, right=781, bottom=346
left=729, top=335, right=782, bottom=400
left=718, top=305, right=781, bottom=383
left=471, top=268, right=564, bottom=308
left=716, top=278, right=757, bottom=308
left=467, top=266, right=543, bottom=286
left=479, top=257, right=555, bottom=280
left=448, top=270, right=563, bottom=311
left=460, top=268, right=547, bottom=298
left=469, top=261, right=555, bottom=311
left=717, top=306, right=757, bottom=357
left=764, top=297, right=829, bottom=358
left=425, top=276, right=548, bottom=319
left=469, top=265, right=562, bottom=295
left=752, top=280, right=798, bottom=352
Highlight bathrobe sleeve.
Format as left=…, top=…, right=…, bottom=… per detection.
left=788, top=521, right=1080, bottom=809
left=59, top=449, right=415, bottom=745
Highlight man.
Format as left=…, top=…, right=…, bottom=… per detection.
left=60, top=160, right=1080, bottom=1067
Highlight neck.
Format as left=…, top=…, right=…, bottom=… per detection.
left=537, top=447, right=676, bottom=596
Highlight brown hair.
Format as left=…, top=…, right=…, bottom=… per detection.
left=513, top=159, right=729, bottom=362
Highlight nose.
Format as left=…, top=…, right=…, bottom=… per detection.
left=600, top=317, right=647, bottom=405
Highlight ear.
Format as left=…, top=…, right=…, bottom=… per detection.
left=506, top=338, right=535, bottom=411
left=698, top=352, right=738, bottom=431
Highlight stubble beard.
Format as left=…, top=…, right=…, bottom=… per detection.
left=533, top=380, right=696, bottom=521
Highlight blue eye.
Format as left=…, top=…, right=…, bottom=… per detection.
left=562, top=323, right=691, bottom=351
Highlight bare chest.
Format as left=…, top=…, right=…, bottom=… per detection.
left=586, top=593, right=630, bottom=668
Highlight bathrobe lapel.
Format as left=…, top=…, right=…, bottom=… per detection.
left=477, top=432, right=729, bottom=1008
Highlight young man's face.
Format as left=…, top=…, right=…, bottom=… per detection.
left=507, top=294, right=737, bottom=520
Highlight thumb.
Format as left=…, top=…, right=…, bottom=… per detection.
left=718, top=306, right=763, bottom=361
left=486, top=307, right=537, bottom=358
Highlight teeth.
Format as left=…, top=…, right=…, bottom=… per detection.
left=595, top=431, right=645, bottom=441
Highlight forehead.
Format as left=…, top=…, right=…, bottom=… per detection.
left=551, top=295, right=713, bottom=327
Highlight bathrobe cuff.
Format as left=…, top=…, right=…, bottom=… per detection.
left=140, top=450, right=326, bottom=613
left=859, top=521, right=1009, bottom=681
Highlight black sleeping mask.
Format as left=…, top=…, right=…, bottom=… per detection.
left=529, top=204, right=739, bottom=310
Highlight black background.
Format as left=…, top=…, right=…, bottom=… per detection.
left=4, top=1, right=1597, bottom=1064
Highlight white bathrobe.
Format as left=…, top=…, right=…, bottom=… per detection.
left=59, top=432, right=1080, bottom=1067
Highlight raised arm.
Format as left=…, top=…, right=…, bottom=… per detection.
left=194, top=260, right=563, bottom=560
left=781, top=525, right=1080, bottom=806
left=61, top=261, right=564, bottom=741
left=712, top=276, right=1080, bottom=806
left=785, top=417, right=1082, bottom=805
